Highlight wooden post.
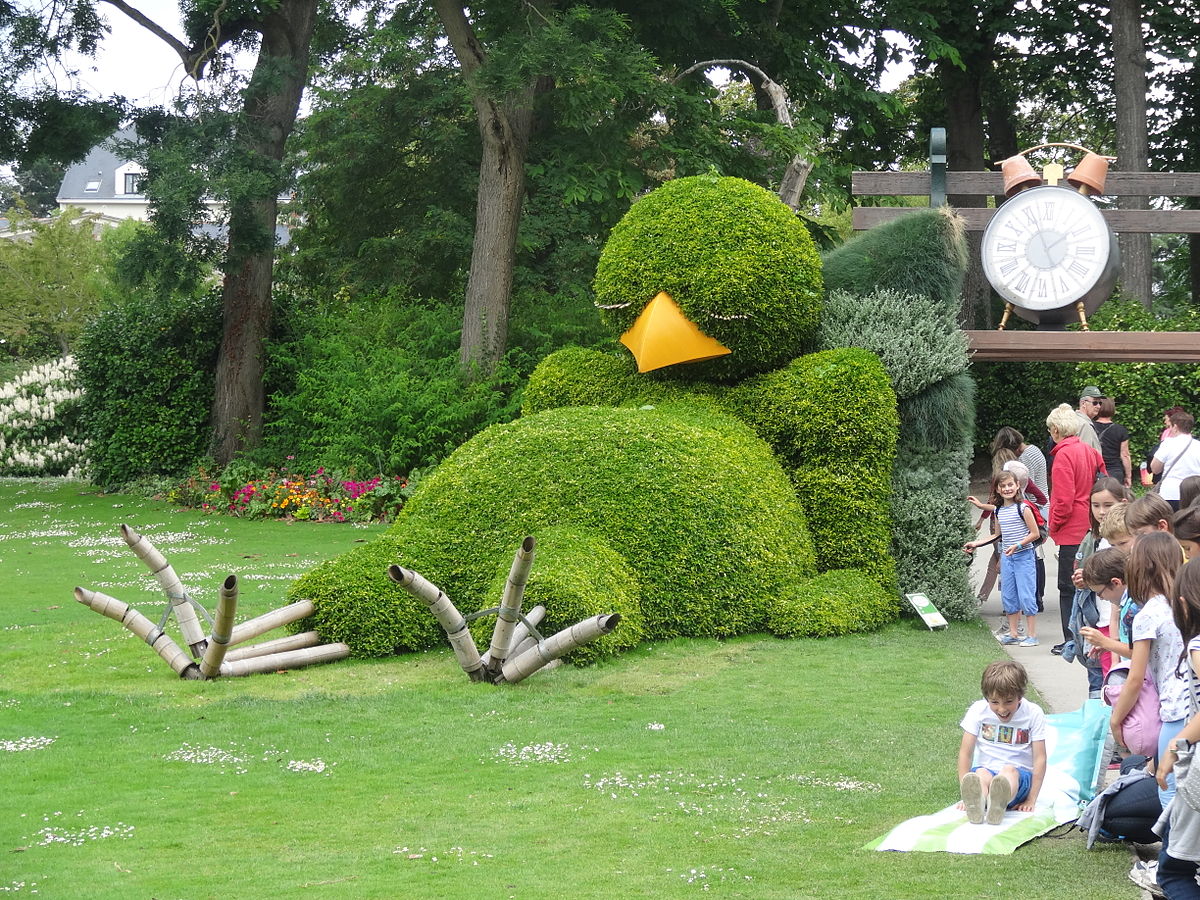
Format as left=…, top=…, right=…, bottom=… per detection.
left=199, top=575, right=238, bottom=679
left=484, top=536, right=535, bottom=678
left=224, top=631, right=321, bottom=662
left=220, top=643, right=350, bottom=677
left=388, top=565, right=485, bottom=681
left=498, top=614, right=621, bottom=685
left=74, top=587, right=199, bottom=679
left=120, top=525, right=208, bottom=657
left=227, top=599, right=315, bottom=647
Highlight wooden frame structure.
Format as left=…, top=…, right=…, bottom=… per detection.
left=852, top=146, right=1200, bottom=363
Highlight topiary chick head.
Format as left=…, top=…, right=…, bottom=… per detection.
left=593, top=175, right=823, bottom=383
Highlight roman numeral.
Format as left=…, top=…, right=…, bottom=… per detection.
left=1069, top=260, right=1089, bottom=277
left=1000, top=259, right=1019, bottom=275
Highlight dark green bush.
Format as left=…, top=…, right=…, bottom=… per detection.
left=899, top=374, right=976, bottom=454
left=820, top=288, right=969, bottom=400
left=822, top=207, right=968, bottom=310
left=593, top=174, right=823, bottom=382
left=293, top=403, right=819, bottom=657
left=768, top=569, right=899, bottom=638
left=76, top=288, right=221, bottom=489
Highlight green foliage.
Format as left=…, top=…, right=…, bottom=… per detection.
left=0, top=356, right=87, bottom=477
left=75, top=288, right=221, bottom=490
left=478, top=527, right=646, bottom=666
left=295, top=403, right=819, bottom=657
left=522, top=347, right=644, bottom=415
left=593, top=175, right=823, bottom=381
left=820, top=288, right=969, bottom=400
left=891, top=445, right=976, bottom=622
left=899, top=374, right=976, bottom=454
left=0, top=209, right=106, bottom=356
left=821, top=208, right=969, bottom=311
left=768, top=569, right=900, bottom=638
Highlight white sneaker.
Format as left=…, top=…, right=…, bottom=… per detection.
left=960, top=772, right=985, bottom=824
left=1128, top=859, right=1165, bottom=897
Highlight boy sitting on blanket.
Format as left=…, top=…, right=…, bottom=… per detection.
left=958, top=659, right=1048, bottom=825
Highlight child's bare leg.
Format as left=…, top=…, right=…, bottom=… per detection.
left=1025, top=614, right=1037, bottom=638
left=1006, top=612, right=1021, bottom=638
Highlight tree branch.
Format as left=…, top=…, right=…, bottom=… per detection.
left=97, top=0, right=253, bottom=80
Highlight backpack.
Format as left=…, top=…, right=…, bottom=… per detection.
left=1020, top=500, right=1047, bottom=545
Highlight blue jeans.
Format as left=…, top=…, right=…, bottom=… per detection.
left=1159, top=822, right=1200, bottom=899
left=1000, top=546, right=1038, bottom=616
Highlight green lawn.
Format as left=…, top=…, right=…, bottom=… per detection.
left=0, top=479, right=1136, bottom=898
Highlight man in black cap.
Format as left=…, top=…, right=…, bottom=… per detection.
left=1076, top=386, right=1102, bottom=452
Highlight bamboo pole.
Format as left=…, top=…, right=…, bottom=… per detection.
left=219, top=643, right=350, bottom=678
left=499, top=614, right=621, bottom=685
left=484, top=537, right=535, bottom=677
left=74, top=587, right=199, bottom=679
left=480, top=604, right=545, bottom=671
left=224, top=631, right=321, bottom=662
left=199, top=575, right=239, bottom=679
left=227, top=599, right=315, bottom=647
left=387, top=565, right=485, bottom=681
left=120, top=524, right=208, bottom=657
left=509, top=634, right=537, bottom=660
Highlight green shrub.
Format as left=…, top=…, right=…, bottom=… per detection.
left=899, top=374, right=976, bottom=454
left=891, top=444, right=975, bottom=621
left=293, top=403, right=819, bottom=657
left=768, top=569, right=899, bottom=638
left=476, top=527, right=646, bottom=666
left=0, top=356, right=88, bottom=477
left=521, top=347, right=644, bottom=415
left=593, top=175, right=823, bottom=381
left=76, top=289, right=221, bottom=489
left=822, top=207, right=968, bottom=310
left=820, top=288, right=969, bottom=400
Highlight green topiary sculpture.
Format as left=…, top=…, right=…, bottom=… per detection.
left=292, top=403, right=822, bottom=658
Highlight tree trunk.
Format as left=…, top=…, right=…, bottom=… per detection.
left=208, top=0, right=318, bottom=463
left=433, top=0, right=548, bottom=374
left=939, top=60, right=990, bottom=329
left=1111, top=0, right=1153, bottom=308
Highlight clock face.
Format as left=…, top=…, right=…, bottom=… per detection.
left=980, top=185, right=1114, bottom=311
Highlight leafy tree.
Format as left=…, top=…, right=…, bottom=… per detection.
left=0, top=208, right=105, bottom=355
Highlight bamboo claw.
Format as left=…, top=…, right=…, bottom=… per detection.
left=199, top=575, right=239, bottom=679
left=485, top=536, right=536, bottom=676
left=120, top=524, right=208, bottom=657
left=388, top=565, right=485, bottom=680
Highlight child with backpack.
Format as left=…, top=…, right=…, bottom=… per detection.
left=965, top=470, right=1043, bottom=647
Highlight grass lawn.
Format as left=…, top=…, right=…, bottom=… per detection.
left=0, top=479, right=1136, bottom=898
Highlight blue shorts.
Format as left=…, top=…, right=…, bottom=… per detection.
left=971, top=765, right=1033, bottom=807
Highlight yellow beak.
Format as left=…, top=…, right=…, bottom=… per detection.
left=618, top=291, right=732, bottom=373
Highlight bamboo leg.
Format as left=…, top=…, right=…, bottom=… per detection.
left=498, top=614, right=621, bottom=685
left=227, top=599, right=315, bottom=647
left=481, top=604, right=545, bottom=671
left=74, top=587, right=199, bottom=679
left=484, top=537, right=536, bottom=677
left=219, top=643, right=350, bottom=678
left=199, top=575, right=239, bottom=679
left=387, top=565, right=484, bottom=681
left=120, top=525, right=208, bottom=657
left=224, top=631, right=321, bottom=662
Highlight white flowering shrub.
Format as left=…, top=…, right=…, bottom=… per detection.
left=0, top=356, right=89, bottom=478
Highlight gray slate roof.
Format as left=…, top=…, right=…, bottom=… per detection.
left=57, top=128, right=139, bottom=203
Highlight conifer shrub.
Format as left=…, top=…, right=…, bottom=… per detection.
left=291, top=403, right=819, bottom=657
left=593, top=174, right=823, bottom=382
left=76, top=289, right=221, bottom=489
left=768, top=569, right=899, bottom=638
left=900, top=374, right=976, bottom=453
left=821, top=207, right=968, bottom=309
left=820, top=288, right=969, bottom=400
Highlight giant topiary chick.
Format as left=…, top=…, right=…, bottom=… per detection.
left=527, top=174, right=899, bottom=593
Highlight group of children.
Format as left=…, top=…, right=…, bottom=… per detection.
left=957, top=472, right=1200, bottom=897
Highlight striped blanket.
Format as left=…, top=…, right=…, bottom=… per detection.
left=866, top=699, right=1109, bottom=854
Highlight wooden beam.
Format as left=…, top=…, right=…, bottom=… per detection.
left=853, top=206, right=1200, bottom=234
left=852, top=170, right=1200, bottom=197
left=966, top=330, right=1200, bottom=362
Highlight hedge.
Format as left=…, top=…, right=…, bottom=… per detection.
left=291, top=403, right=820, bottom=656
left=593, top=174, right=823, bottom=382
left=768, top=569, right=900, bottom=638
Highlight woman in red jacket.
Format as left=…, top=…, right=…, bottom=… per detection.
left=1046, top=403, right=1108, bottom=652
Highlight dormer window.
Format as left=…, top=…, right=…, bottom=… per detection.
left=114, top=162, right=146, bottom=196
left=124, top=173, right=144, bottom=194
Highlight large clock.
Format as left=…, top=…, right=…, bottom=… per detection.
left=980, top=184, right=1121, bottom=326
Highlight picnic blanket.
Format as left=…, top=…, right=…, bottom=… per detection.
left=865, top=699, right=1109, bottom=854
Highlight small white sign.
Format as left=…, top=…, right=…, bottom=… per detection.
left=905, top=592, right=948, bottom=630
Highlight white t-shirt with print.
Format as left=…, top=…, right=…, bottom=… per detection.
left=1132, top=595, right=1191, bottom=722
left=961, top=697, right=1047, bottom=772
